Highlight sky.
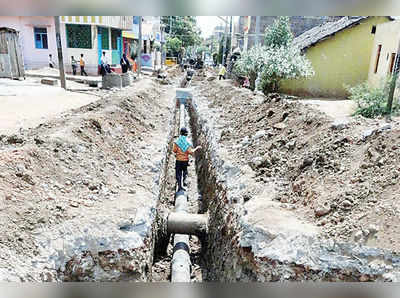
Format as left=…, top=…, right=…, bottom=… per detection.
left=196, top=16, right=237, bottom=38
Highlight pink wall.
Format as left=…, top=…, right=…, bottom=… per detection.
left=0, top=16, right=57, bottom=69
left=0, top=16, right=120, bottom=75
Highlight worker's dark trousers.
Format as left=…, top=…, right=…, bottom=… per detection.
left=175, top=160, right=188, bottom=191
left=80, top=66, right=88, bottom=76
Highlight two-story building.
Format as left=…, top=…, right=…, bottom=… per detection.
left=0, top=16, right=133, bottom=75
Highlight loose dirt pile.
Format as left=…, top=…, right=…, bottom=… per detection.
left=0, top=78, right=173, bottom=281
left=194, top=78, right=400, bottom=253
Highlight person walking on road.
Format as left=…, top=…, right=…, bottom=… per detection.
left=79, top=54, right=88, bottom=76
left=173, top=127, right=201, bottom=191
left=218, top=64, right=226, bottom=80
left=100, top=51, right=112, bottom=76
left=71, top=56, right=78, bottom=75
left=120, top=53, right=131, bottom=73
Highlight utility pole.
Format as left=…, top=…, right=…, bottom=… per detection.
left=229, top=16, right=233, bottom=54
left=54, top=16, right=66, bottom=89
left=222, top=17, right=228, bottom=66
left=386, top=43, right=400, bottom=120
left=243, top=16, right=251, bottom=51
left=255, top=16, right=261, bottom=46
left=160, top=24, right=165, bottom=69
left=138, top=16, right=142, bottom=76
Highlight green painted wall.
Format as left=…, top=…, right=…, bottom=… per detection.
left=281, top=17, right=391, bottom=98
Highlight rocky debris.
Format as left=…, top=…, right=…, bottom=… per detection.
left=190, top=79, right=400, bottom=282
left=253, top=130, right=266, bottom=140
left=0, top=77, right=176, bottom=281
left=6, top=134, right=24, bottom=144
left=331, top=118, right=350, bottom=130
left=194, top=75, right=400, bottom=255
left=362, top=124, right=392, bottom=141
left=314, top=204, right=331, bottom=217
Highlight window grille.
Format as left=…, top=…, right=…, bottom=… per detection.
left=66, top=24, right=92, bottom=49
left=98, top=27, right=109, bottom=50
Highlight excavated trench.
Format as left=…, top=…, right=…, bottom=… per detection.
left=61, top=71, right=400, bottom=282
left=19, top=71, right=400, bottom=282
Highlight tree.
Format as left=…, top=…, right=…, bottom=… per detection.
left=264, top=16, right=293, bottom=48
left=161, top=16, right=201, bottom=49
left=234, top=17, right=314, bottom=93
left=233, top=45, right=266, bottom=90
left=166, top=37, right=182, bottom=57
left=258, top=46, right=314, bottom=93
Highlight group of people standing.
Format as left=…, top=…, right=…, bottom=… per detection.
left=70, top=54, right=88, bottom=76
left=68, top=52, right=134, bottom=77
left=49, top=53, right=88, bottom=76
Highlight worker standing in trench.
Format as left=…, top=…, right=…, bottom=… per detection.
left=173, top=127, right=202, bottom=191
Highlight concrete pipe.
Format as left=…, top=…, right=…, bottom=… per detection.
left=174, top=191, right=188, bottom=212
left=180, top=103, right=185, bottom=130
left=168, top=212, right=208, bottom=236
left=171, top=234, right=191, bottom=282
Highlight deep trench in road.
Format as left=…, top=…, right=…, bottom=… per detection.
left=4, top=70, right=399, bottom=282
left=151, top=84, right=206, bottom=282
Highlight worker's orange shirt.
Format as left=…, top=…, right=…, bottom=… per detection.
left=173, top=143, right=193, bottom=161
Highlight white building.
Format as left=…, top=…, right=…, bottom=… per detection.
left=0, top=16, right=132, bottom=75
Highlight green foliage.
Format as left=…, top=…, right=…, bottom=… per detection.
left=346, top=80, right=399, bottom=118
left=196, top=46, right=207, bottom=55
left=233, top=45, right=266, bottom=90
left=161, top=16, right=201, bottom=48
left=264, top=16, right=293, bottom=48
left=166, top=37, right=182, bottom=57
left=258, top=46, right=314, bottom=93
left=234, top=16, right=313, bottom=93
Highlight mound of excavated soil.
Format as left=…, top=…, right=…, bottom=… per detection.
left=0, top=78, right=174, bottom=281
left=194, top=77, right=400, bottom=253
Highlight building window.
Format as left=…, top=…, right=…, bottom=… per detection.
left=389, top=53, right=396, bottom=74
left=66, top=24, right=92, bottom=49
left=374, top=45, right=382, bottom=74
left=98, top=27, right=109, bottom=50
left=371, top=25, right=376, bottom=34
left=111, top=29, right=121, bottom=50
left=34, top=27, right=48, bottom=49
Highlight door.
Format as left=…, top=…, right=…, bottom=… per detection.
left=117, top=36, right=122, bottom=61
left=8, top=35, right=18, bottom=78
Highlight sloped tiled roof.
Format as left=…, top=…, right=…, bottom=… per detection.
left=293, top=16, right=369, bottom=51
left=0, top=27, right=17, bottom=33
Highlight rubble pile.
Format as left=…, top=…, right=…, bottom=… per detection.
left=0, top=79, right=173, bottom=281
left=196, top=80, right=400, bottom=253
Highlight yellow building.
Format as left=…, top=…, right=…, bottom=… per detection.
left=281, top=16, right=393, bottom=98
left=368, top=20, right=400, bottom=89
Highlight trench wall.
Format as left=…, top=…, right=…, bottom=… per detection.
left=188, top=90, right=400, bottom=282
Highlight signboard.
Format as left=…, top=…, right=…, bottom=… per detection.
left=141, top=53, right=153, bottom=67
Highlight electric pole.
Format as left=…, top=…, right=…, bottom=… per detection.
left=230, top=16, right=233, bottom=54
left=54, top=16, right=66, bottom=89
left=222, top=17, right=228, bottom=66
left=138, top=16, right=142, bottom=76
left=386, top=47, right=400, bottom=120
left=255, top=16, right=261, bottom=46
